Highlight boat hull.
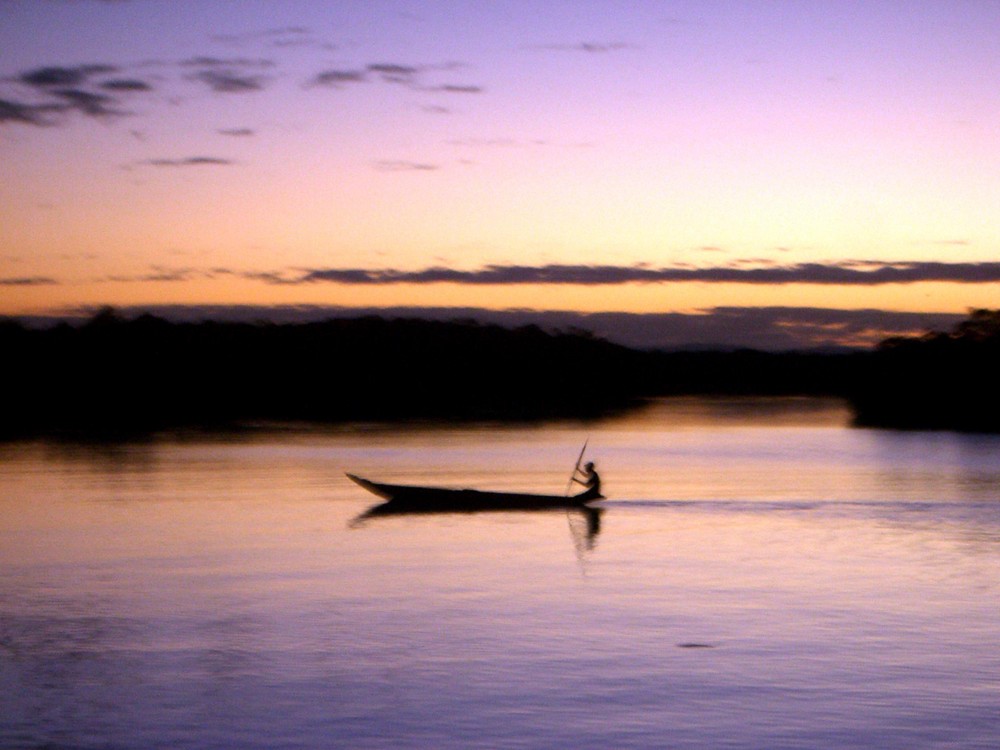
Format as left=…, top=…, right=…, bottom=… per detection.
left=347, top=473, right=598, bottom=511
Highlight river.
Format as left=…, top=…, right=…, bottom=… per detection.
left=2, top=397, right=999, bottom=749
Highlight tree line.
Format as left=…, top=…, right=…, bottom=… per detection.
left=849, top=308, right=1000, bottom=431
left=1, top=307, right=996, bottom=438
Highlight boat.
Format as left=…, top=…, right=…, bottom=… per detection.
left=346, top=473, right=601, bottom=511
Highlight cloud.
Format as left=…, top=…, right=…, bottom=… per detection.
left=309, top=69, right=367, bottom=87
left=211, top=26, right=334, bottom=52
left=288, top=261, right=1000, bottom=286
left=531, top=41, right=634, bottom=53
left=308, top=61, right=482, bottom=96
left=217, top=127, right=254, bottom=137
left=373, top=160, right=438, bottom=172
left=206, top=267, right=297, bottom=284
left=142, top=156, right=234, bottom=167
left=425, top=84, right=483, bottom=94
left=181, top=57, right=273, bottom=93
left=51, top=88, right=121, bottom=117
left=188, top=69, right=266, bottom=93
left=18, top=64, right=117, bottom=88
left=100, top=78, right=153, bottom=92
left=110, top=259, right=1000, bottom=289
left=106, top=266, right=198, bottom=282
left=0, top=97, right=61, bottom=125
left=557, top=305, right=940, bottom=350
left=3, top=62, right=156, bottom=126
left=181, top=56, right=273, bottom=68
left=0, top=276, right=59, bottom=286
left=367, top=63, right=419, bottom=84
left=2, top=55, right=273, bottom=129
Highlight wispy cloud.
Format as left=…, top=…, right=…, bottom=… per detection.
left=373, top=160, right=439, bottom=172
left=85, top=260, right=1000, bottom=289
left=0, top=276, right=59, bottom=286
left=194, top=69, right=264, bottom=92
left=2, top=43, right=480, bottom=132
left=0, top=97, right=60, bottom=125
left=424, top=84, right=483, bottom=94
left=100, top=78, right=153, bottom=92
left=217, top=127, right=254, bottom=137
left=181, top=57, right=273, bottom=93
left=307, top=61, right=482, bottom=95
left=106, top=267, right=195, bottom=282
left=367, top=63, right=419, bottom=84
left=51, top=88, right=121, bottom=117
left=18, top=64, right=118, bottom=88
left=211, top=26, right=335, bottom=52
left=142, top=156, right=234, bottom=167
left=0, top=55, right=280, bottom=129
left=530, top=41, right=634, bottom=53
left=286, top=261, right=1000, bottom=286
left=309, top=69, right=367, bottom=87
left=582, top=306, right=962, bottom=350
left=2, top=62, right=157, bottom=126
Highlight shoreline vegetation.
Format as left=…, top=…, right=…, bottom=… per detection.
left=850, top=308, right=1000, bottom=432
left=2, top=307, right=998, bottom=439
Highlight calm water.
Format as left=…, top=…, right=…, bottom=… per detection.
left=2, top=398, right=999, bottom=749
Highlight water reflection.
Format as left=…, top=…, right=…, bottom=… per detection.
left=866, top=428, right=1000, bottom=502
left=352, top=503, right=603, bottom=549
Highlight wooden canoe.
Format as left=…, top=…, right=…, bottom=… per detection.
left=347, top=473, right=600, bottom=511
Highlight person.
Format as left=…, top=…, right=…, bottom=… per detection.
left=572, top=461, right=603, bottom=500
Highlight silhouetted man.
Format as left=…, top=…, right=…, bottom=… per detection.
left=573, top=461, right=603, bottom=500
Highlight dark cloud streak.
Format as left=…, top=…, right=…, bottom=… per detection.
left=291, top=261, right=1000, bottom=286
left=3, top=62, right=154, bottom=125
left=100, top=78, right=153, bottom=92
left=426, top=84, right=483, bottom=94
left=307, top=61, right=482, bottom=95
left=0, top=98, right=60, bottom=125
left=309, top=69, right=367, bottom=87
left=372, top=160, right=438, bottom=172
left=531, top=41, right=634, bottom=53
left=366, top=63, right=419, bottom=84
left=0, top=276, right=59, bottom=286
left=18, top=64, right=118, bottom=88
left=181, top=57, right=273, bottom=93
left=143, top=156, right=234, bottom=167
left=52, top=88, right=121, bottom=117
left=189, top=69, right=266, bottom=93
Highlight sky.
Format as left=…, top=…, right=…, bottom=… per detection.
left=2, top=0, right=999, bottom=349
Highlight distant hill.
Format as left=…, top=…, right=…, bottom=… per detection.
left=13, top=304, right=964, bottom=352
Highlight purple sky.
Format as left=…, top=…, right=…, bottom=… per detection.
left=2, top=1, right=999, bottom=348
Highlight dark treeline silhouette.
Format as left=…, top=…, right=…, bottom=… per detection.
left=849, top=308, right=1000, bottom=432
left=0, top=308, right=642, bottom=438
left=16, top=306, right=1000, bottom=438
left=0, top=307, right=864, bottom=439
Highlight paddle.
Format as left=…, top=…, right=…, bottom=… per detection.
left=565, top=438, right=589, bottom=496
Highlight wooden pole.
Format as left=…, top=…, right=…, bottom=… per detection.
left=565, top=439, right=589, bottom=496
